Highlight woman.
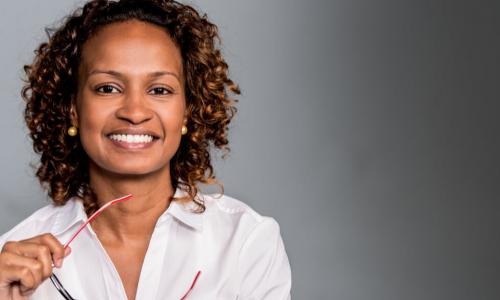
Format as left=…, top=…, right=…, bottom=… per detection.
left=0, top=0, right=291, bottom=299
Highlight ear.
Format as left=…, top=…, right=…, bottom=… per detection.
left=69, top=101, right=79, bottom=127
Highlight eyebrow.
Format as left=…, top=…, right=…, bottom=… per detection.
left=87, top=69, right=181, bottom=81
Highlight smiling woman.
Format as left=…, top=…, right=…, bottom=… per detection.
left=0, top=1, right=291, bottom=299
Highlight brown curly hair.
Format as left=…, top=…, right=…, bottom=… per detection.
left=22, top=0, right=239, bottom=214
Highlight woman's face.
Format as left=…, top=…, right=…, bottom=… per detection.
left=75, top=20, right=186, bottom=177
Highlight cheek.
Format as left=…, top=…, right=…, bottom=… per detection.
left=78, top=102, right=110, bottom=135
left=76, top=101, right=113, bottom=156
left=158, top=100, right=186, bottom=133
left=158, top=102, right=186, bottom=157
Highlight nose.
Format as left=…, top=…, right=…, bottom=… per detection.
left=115, top=90, right=153, bottom=125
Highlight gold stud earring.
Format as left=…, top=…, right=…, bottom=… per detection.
left=67, top=126, right=78, bottom=137
left=181, top=125, right=188, bottom=135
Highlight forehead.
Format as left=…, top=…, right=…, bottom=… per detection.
left=79, top=20, right=182, bottom=77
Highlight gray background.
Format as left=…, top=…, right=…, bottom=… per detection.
left=1, top=0, right=499, bottom=299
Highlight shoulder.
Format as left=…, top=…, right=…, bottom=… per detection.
left=200, top=193, right=282, bottom=241
left=0, top=201, right=76, bottom=248
left=203, top=193, right=263, bottom=219
left=200, top=194, right=291, bottom=297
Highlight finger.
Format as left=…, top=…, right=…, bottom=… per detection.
left=11, top=283, right=36, bottom=299
left=2, top=242, right=54, bottom=278
left=0, top=254, right=40, bottom=291
left=1, top=241, right=20, bottom=253
left=23, top=243, right=54, bottom=277
left=22, top=233, right=65, bottom=267
left=18, top=284, right=36, bottom=298
left=64, top=246, right=72, bottom=258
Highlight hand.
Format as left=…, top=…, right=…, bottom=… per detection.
left=0, top=233, right=71, bottom=299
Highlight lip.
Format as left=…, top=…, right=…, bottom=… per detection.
left=107, top=138, right=157, bottom=150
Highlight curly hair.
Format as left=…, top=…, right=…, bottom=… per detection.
left=22, top=0, right=239, bottom=215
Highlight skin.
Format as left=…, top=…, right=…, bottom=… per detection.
left=0, top=20, right=187, bottom=300
left=0, top=235, right=70, bottom=299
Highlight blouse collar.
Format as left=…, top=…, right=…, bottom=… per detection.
left=51, top=187, right=204, bottom=237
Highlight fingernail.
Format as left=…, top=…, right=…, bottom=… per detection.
left=64, top=246, right=72, bottom=256
left=55, top=259, right=62, bottom=268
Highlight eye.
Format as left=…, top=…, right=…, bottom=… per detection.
left=148, top=86, right=172, bottom=95
left=96, top=85, right=121, bottom=94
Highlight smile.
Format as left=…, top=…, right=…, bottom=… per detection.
left=108, top=134, right=155, bottom=144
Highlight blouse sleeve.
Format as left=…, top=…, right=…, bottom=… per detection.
left=238, top=217, right=292, bottom=299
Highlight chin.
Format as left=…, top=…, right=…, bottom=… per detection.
left=92, top=159, right=169, bottom=178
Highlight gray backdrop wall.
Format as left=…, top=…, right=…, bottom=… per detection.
left=1, top=1, right=499, bottom=299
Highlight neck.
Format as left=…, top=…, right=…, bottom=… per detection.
left=87, top=163, right=175, bottom=244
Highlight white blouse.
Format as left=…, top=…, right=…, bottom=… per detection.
left=0, top=189, right=291, bottom=299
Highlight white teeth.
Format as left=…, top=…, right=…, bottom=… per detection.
left=108, top=134, right=154, bottom=143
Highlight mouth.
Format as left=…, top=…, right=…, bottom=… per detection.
left=107, top=133, right=157, bottom=144
left=105, top=130, right=161, bottom=150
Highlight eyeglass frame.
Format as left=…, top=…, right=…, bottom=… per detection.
left=48, top=194, right=201, bottom=299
